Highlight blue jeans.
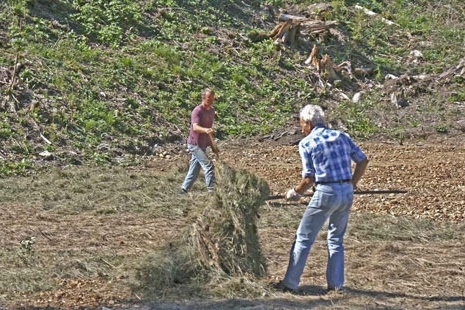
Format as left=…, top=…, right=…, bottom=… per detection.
left=282, top=183, right=353, bottom=290
left=181, top=144, right=215, bottom=192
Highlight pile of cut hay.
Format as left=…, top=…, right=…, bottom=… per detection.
left=135, top=161, right=271, bottom=298
left=187, top=161, right=270, bottom=277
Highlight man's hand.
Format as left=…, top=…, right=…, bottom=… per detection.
left=285, top=188, right=302, bottom=201
left=208, top=133, right=220, bottom=156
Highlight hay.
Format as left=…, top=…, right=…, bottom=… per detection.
left=186, top=161, right=270, bottom=277
left=135, top=161, right=270, bottom=297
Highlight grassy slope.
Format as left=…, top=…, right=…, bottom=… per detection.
left=0, top=0, right=464, bottom=175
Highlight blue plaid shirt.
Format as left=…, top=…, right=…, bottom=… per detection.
left=298, top=126, right=367, bottom=182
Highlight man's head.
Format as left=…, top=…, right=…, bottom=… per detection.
left=299, top=104, right=325, bottom=135
left=202, top=88, right=215, bottom=109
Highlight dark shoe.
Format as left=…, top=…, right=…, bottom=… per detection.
left=327, top=287, right=344, bottom=294
left=271, top=281, right=297, bottom=293
left=179, top=188, right=188, bottom=195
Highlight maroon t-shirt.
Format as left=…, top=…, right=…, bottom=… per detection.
left=187, top=104, right=215, bottom=148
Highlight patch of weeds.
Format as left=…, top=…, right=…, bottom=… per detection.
left=434, top=124, right=449, bottom=134
left=0, top=159, right=33, bottom=177
left=91, top=152, right=113, bottom=165
left=16, top=236, right=42, bottom=267
left=448, top=89, right=465, bottom=102
left=19, top=236, right=35, bottom=255
left=70, top=0, right=143, bottom=46
left=0, top=119, right=14, bottom=139
left=332, top=100, right=378, bottom=138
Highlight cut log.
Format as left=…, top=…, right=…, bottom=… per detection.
left=278, top=13, right=311, bottom=22
left=269, top=20, right=293, bottom=43
left=320, top=54, right=339, bottom=82
left=304, top=45, right=339, bottom=82
left=269, top=16, right=337, bottom=46
left=304, top=45, right=320, bottom=69
left=301, top=20, right=338, bottom=31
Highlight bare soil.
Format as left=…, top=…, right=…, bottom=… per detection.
left=1, top=138, right=465, bottom=309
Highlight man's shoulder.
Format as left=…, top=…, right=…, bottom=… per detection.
left=299, top=134, right=316, bottom=149
left=322, top=127, right=353, bottom=140
left=193, top=104, right=215, bottom=113
left=192, top=104, right=202, bottom=111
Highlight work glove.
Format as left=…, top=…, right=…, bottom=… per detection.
left=285, top=188, right=302, bottom=201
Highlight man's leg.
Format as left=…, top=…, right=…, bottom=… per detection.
left=281, top=190, right=333, bottom=290
left=182, top=145, right=214, bottom=192
left=203, top=162, right=215, bottom=192
left=181, top=146, right=202, bottom=192
left=193, top=148, right=215, bottom=192
left=326, top=187, right=353, bottom=290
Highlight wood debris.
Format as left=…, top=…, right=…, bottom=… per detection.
left=439, top=56, right=465, bottom=80
left=354, top=4, right=399, bottom=26
left=269, top=13, right=337, bottom=46
left=304, top=45, right=338, bottom=82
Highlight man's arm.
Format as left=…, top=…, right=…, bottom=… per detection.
left=352, top=158, right=368, bottom=188
left=193, top=123, right=213, bottom=135
left=295, top=176, right=315, bottom=195
left=286, top=176, right=315, bottom=201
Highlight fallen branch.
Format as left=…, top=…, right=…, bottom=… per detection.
left=278, top=13, right=311, bottom=22
left=354, top=4, right=399, bottom=26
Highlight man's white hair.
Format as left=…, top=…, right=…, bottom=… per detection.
left=300, top=104, right=325, bottom=126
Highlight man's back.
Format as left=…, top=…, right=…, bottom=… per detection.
left=298, top=126, right=365, bottom=183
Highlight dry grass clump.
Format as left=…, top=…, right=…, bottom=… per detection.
left=189, top=161, right=270, bottom=276
left=134, top=161, right=270, bottom=298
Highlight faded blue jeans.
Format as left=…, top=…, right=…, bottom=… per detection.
left=282, top=182, right=354, bottom=291
left=181, top=144, right=215, bottom=192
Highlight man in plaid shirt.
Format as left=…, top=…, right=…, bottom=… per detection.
left=277, top=104, right=369, bottom=293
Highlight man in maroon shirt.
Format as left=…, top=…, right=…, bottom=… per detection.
left=180, top=88, right=217, bottom=193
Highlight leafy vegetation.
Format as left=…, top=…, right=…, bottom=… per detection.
left=0, top=0, right=464, bottom=175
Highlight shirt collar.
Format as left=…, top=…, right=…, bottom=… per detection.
left=311, top=125, right=325, bottom=133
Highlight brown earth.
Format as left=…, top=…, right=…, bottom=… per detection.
left=1, top=137, right=465, bottom=309
left=218, top=136, right=465, bottom=222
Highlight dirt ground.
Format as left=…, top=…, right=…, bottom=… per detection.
left=1, top=137, right=465, bottom=309
left=218, top=136, right=465, bottom=222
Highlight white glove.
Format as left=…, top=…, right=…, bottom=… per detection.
left=285, top=188, right=302, bottom=201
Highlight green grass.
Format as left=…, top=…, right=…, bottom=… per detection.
left=0, top=0, right=464, bottom=174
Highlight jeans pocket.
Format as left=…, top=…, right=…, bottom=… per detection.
left=187, top=144, right=199, bottom=152
left=310, top=191, right=331, bottom=210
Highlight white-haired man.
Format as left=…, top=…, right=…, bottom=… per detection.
left=277, top=104, right=368, bottom=293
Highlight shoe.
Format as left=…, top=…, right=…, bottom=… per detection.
left=327, top=287, right=344, bottom=294
left=271, top=281, right=297, bottom=293
left=179, top=188, right=188, bottom=195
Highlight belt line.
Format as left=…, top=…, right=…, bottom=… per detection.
left=315, top=179, right=352, bottom=185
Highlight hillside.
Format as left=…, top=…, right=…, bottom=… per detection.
left=0, top=0, right=464, bottom=175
